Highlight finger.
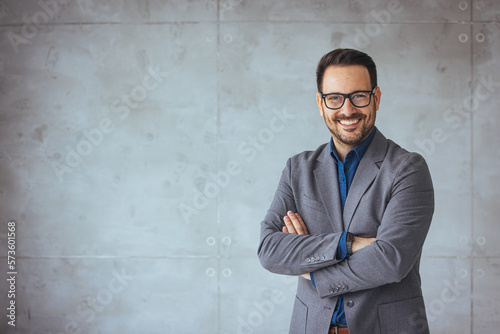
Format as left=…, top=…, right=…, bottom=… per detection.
left=287, top=211, right=307, bottom=235
left=294, top=213, right=309, bottom=234
left=283, top=215, right=297, bottom=234
left=282, top=225, right=289, bottom=233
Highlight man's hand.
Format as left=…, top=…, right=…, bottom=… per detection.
left=282, top=211, right=311, bottom=280
left=282, top=211, right=309, bottom=235
left=282, top=210, right=375, bottom=253
left=352, top=236, right=376, bottom=253
left=301, top=273, right=311, bottom=280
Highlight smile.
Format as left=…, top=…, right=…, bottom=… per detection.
left=338, top=119, right=360, bottom=125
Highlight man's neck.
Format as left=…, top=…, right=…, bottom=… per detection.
left=331, top=139, right=354, bottom=163
left=331, top=128, right=376, bottom=163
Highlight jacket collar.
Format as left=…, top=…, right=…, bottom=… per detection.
left=314, top=129, right=388, bottom=231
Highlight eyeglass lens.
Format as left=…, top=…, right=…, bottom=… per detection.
left=324, top=92, right=371, bottom=109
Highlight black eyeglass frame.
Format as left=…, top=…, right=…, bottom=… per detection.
left=320, top=87, right=377, bottom=110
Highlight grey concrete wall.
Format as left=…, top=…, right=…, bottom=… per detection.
left=0, top=0, right=499, bottom=333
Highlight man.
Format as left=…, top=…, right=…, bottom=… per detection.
left=257, top=48, right=434, bottom=334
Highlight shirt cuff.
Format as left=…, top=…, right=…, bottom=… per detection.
left=336, top=231, right=348, bottom=260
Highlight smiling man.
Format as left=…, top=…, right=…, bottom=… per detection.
left=258, top=48, right=434, bottom=334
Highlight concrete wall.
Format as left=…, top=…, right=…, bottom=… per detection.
left=0, top=0, right=499, bottom=333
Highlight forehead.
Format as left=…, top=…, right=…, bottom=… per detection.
left=322, top=65, right=371, bottom=93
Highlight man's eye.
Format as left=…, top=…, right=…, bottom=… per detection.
left=327, top=95, right=342, bottom=101
left=352, top=93, right=368, bottom=99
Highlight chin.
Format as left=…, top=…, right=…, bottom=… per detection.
left=334, top=128, right=368, bottom=146
left=340, top=136, right=364, bottom=146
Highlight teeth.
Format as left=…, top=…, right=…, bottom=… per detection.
left=339, top=119, right=359, bottom=125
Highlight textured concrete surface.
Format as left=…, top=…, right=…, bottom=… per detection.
left=0, top=0, right=498, bottom=333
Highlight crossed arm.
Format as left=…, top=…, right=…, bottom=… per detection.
left=282, top=210, right=375, bottom=280
left=258, top=154, right=434, bottom=296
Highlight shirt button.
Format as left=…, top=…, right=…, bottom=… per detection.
left=346, top=300, right=354, bottom=308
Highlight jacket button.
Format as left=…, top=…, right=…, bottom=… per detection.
left=346, top=300, right=354, bottom=308
left=329, top=288, right=335, bottom=294
left=321, top=256, right=325, bottom=260
left=306, top=258, right=311, bottom=263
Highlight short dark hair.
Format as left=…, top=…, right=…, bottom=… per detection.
left=316, top=48, right=377, bottom=92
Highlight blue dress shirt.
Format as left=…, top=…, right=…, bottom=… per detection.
left=310, top=127, right=376, bottom=326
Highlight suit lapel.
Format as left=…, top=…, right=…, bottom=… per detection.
left=313, top=145, right=344, bottom=231
left=343, top=130, right=388, bottom=230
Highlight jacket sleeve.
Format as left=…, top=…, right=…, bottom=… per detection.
left=312, top=153, right=434, bottom=298
left=257, top=158, right=344, bottom=276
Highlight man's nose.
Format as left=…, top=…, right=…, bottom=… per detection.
left=341, top=97, right=357, bottom=115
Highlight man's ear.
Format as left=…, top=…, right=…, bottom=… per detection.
left=374, top=87, right=382, bottom=111
left=316, top=92, right=324, bottom=117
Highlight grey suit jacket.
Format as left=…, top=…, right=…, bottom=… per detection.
left=258, top=129, right=434, bottom=334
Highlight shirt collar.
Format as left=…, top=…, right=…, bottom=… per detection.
left=330, top=127, right=377, bottom=163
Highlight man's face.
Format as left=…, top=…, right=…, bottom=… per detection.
left=316, top=65, right=381, bottom=152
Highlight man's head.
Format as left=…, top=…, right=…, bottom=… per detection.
left=316, top=48, right=377, bottom=93
left=315, top=48, right=381, bottom=156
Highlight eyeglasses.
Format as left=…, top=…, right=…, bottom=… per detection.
left=320, top=87, right=377, bottom=110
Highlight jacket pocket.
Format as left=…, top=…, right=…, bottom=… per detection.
left=289, top=296, right=308, bottom=334
left=377, top=296, right=429, bottom=334
left=302, top=195, right=326, bottom=214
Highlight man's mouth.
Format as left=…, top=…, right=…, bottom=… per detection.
left=338, top=118, right=360, bottom=126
